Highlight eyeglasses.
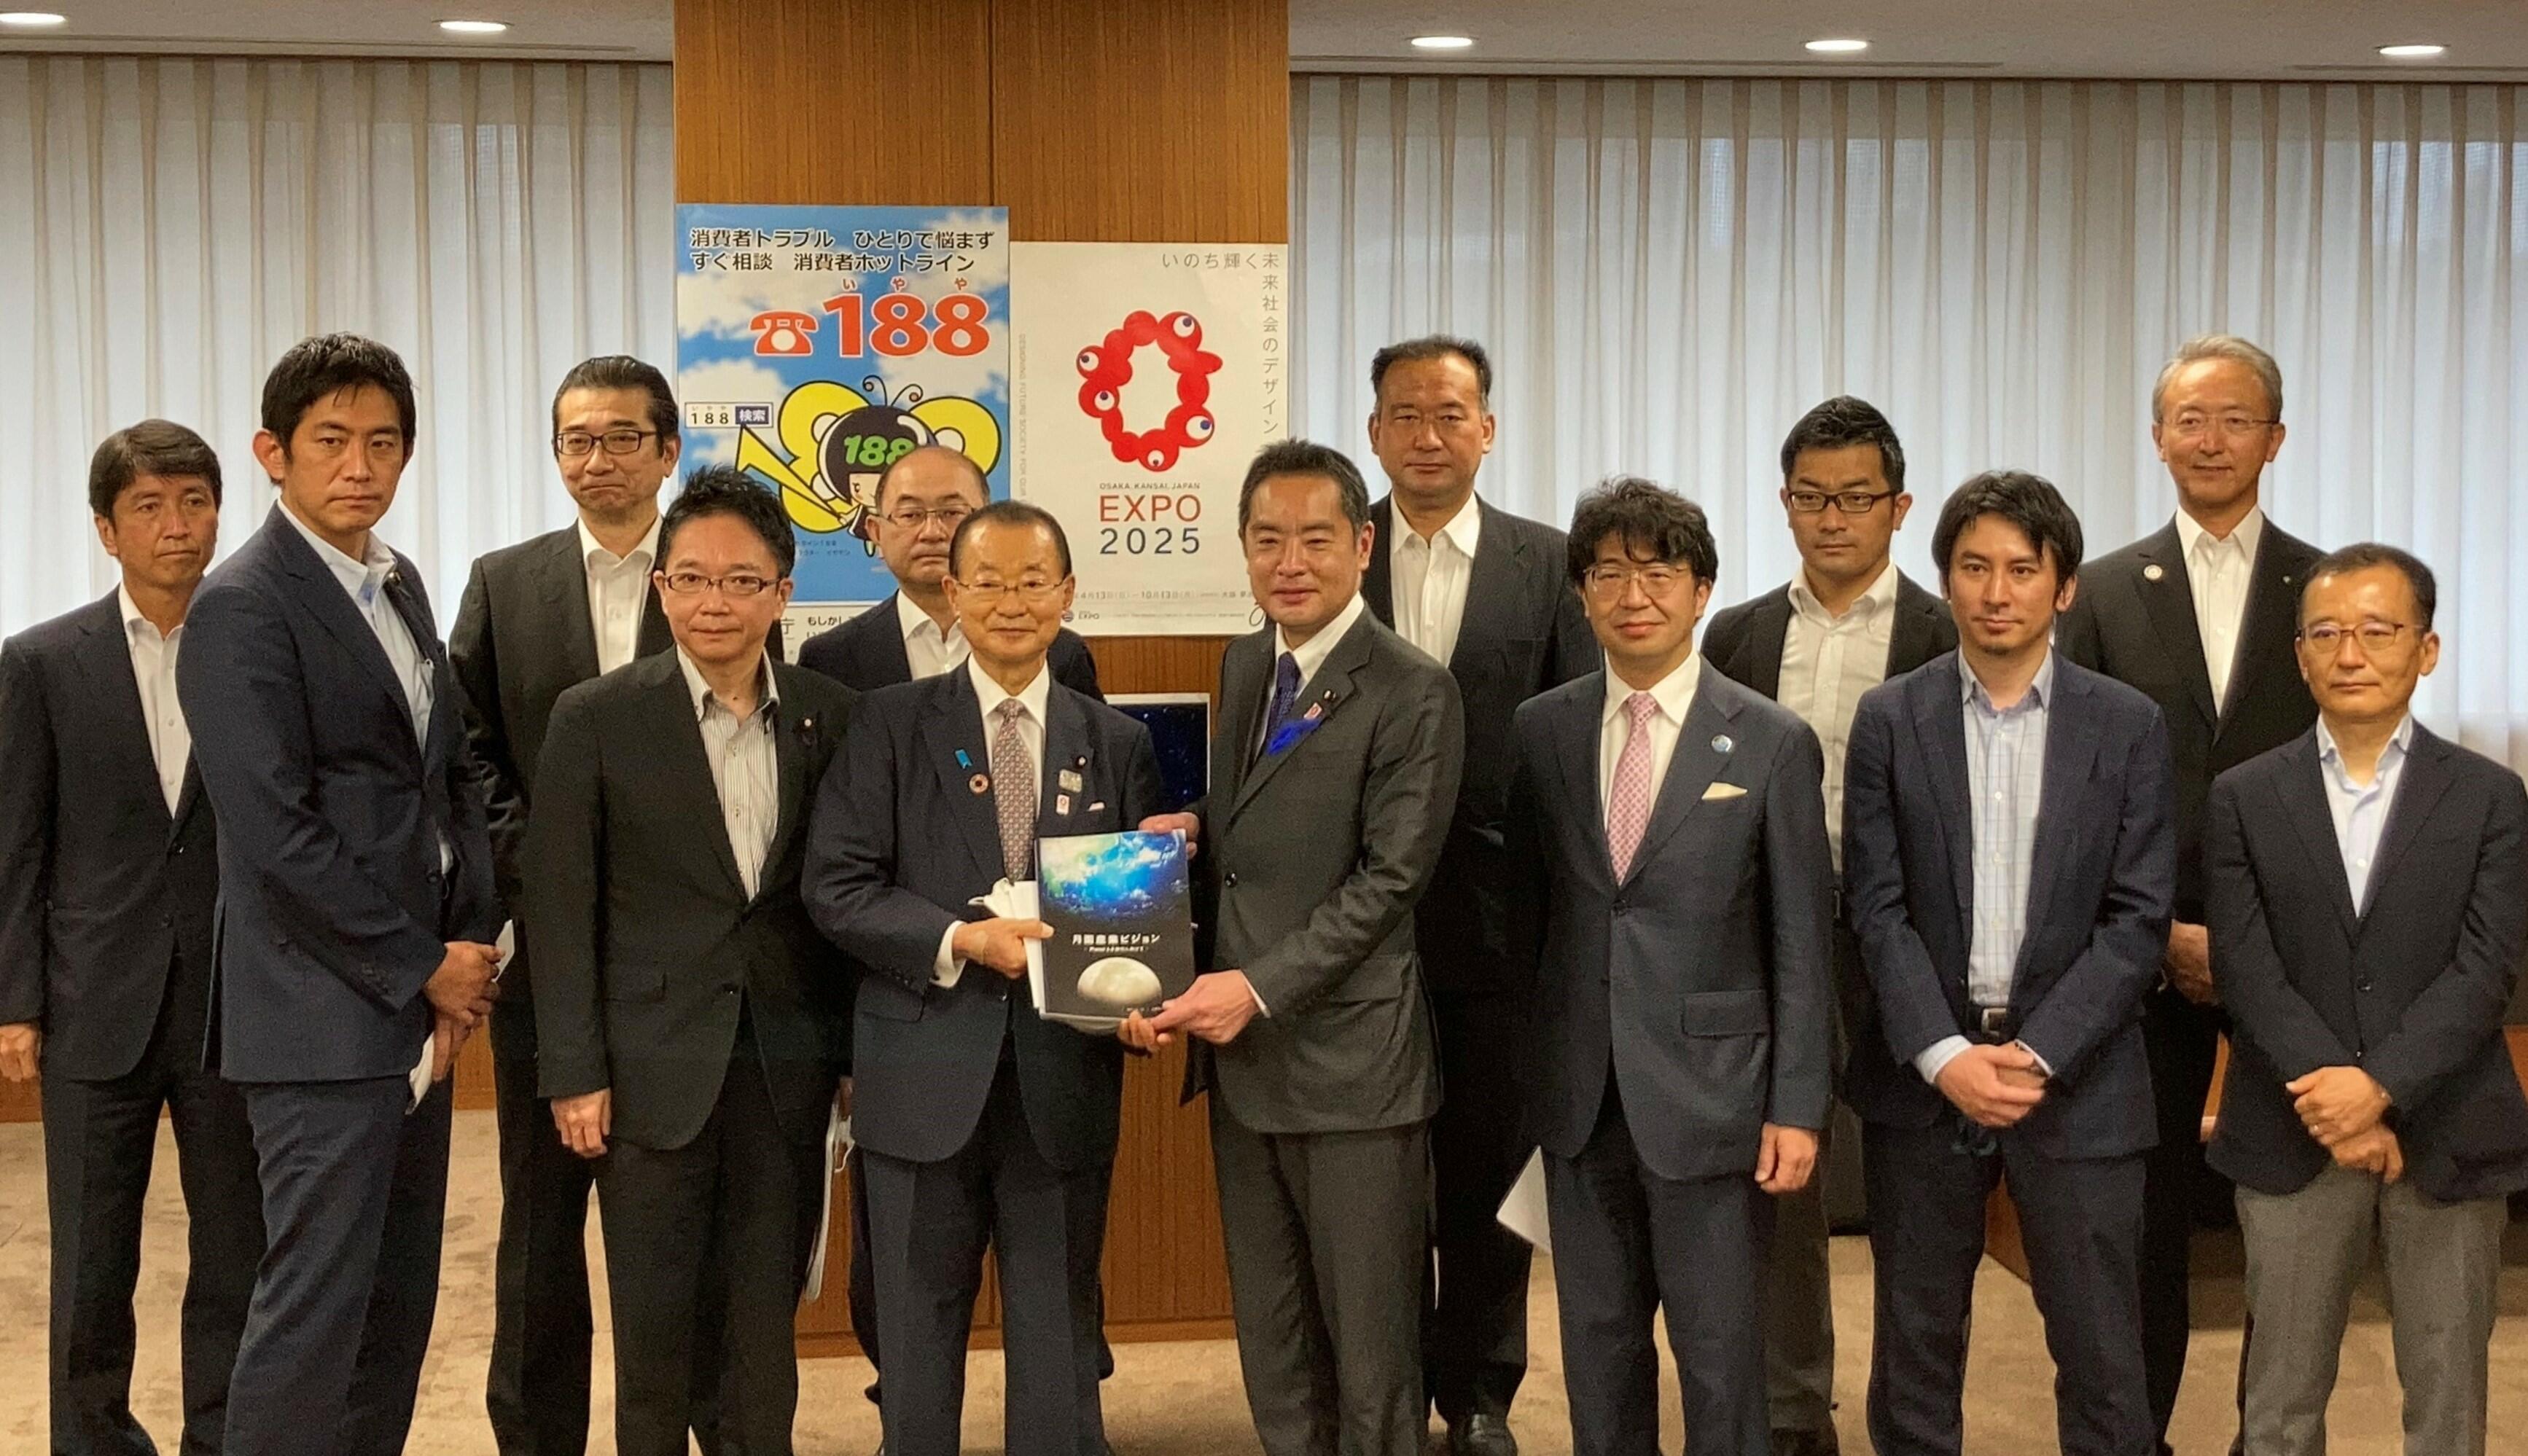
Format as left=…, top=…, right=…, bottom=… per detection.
left=1786, top=488, right=1900, bottom=516
left=554, top=428, right=660, bottom=458
left=882, top=504, right=975, bottom=531
left=1582, top=563, right=1693, bottom=598
left=956, top=578, right=1068, bottom=605
left=659, top=571, right=777, bottom=598
left=2300, top=621, right=2413, bottom=654
left=2164, top=412, right=2276, bottom=439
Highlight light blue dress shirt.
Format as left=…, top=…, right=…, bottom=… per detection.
left=2314, top=713, right=2413, bottom=914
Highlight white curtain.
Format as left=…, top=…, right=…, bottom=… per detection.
left=0, top=55, right=676, bottom=629
left=1292, top=76, right=2528, bottom=764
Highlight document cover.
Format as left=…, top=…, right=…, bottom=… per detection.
left=1033, top=830, right=1198, bottom=1028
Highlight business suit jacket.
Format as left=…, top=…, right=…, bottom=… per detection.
left=176, top=505, right=500, bottom=1084
left=1361, top=495, right=1596, bottom=999
left=2207, top=725, right=2528, bottom=1204
left=523, top=653, right=853, bottom=1151
left=806, top=668, right=1164, bottom=1172
left=1187, top=610, right=1464, bottom=1134
left=2056, top=518, right=2322, bottom=924
left=797, top=590, right=1104, bottom=700
left=1841, top=652, right=2177, bottom=1159
left=0, top=594, right=219, bottom=1081
left=1700, top=570, right=1958, bottom=702
left=1507, top=667, right=1836, bottom=1182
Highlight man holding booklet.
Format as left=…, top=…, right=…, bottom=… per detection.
left=806, top=499, right=1167, bottom=1456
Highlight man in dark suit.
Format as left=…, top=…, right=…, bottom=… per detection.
left=176, top=334, right=504, bottom=1456
left=1356, top=335, right=1593, bottom=1456
left=1505, top=477, right=1835, bottom=1456
left=1700, top=396, right=1954, bottom=1456
left=528, top=467, right=854, bottom=1456
left=2207, top=544, right=2528, bottom=1456
left=1844, top=471, right=2175, bottom=1456
left=2054, top=334, right=2321, bottom=1454
left=807, top=500, right=1164, bottom=1456
left=1126, top=439, right=1464, bottom=1456
left=0, top=420, right=264, bottom=1456
left=451, top=353, right=738, bottom=1456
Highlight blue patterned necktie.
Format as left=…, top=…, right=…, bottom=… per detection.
left=1263, top=650, right=1301, bottom=750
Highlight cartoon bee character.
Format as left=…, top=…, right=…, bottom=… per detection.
left=735, top=376, right=1002, bottom=548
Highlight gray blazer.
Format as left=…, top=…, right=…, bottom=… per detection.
left=1187, top=608, right=1464, bottom=1135
left=1507, top=665, right=1837, bottom=1181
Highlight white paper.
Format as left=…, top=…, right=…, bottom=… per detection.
left=802, top=1107, right=853, bottom=1303
left=1496, top=1148, right=1551, bottom=1253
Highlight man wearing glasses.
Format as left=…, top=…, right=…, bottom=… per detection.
left=452, top=356, right=757, bottom=1455
left=2057, top=335, right=2324, bottom=1456
left=1702, top=396, right=1954, bottom=1456
left=527, top=467, right=857, bottom=1456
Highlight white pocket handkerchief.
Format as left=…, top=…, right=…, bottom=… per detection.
left=1701, top=782, right=1749, bottom=801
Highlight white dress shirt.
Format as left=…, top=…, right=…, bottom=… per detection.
left=1779, top=560, right=1900, bottom=869
left=933, top=657, right=1052, bottom=987
left=119, top=585, right=191, bottom=815
left=2315, top=713, right=2414, bottom=915
left=675, top=648, right=781, bottom=901
left=578, top=515, right=660, bottom=676
left=2173, top=506, right=2264, bottom=711
left=1389, top=495, right=1480, bottom=667
left=1596, top=649, right=1702, bottom=814
left=896, top=590, right=971, bottom=679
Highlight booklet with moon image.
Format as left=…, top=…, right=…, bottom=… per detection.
left=1032, top=829, right=1198, bottom=1030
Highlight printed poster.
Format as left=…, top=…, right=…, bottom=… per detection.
left=676, top=204, right=1010, bottom=639
left=1011, top=242, right=1287, bottom=635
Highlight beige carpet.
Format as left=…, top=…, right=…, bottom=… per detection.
left=3, top=1112, right=2524, bottom=1453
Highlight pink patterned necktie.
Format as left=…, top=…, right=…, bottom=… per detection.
left=1606, top=692, right=1658, bottom=880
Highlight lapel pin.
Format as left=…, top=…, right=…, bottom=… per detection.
left=956, top=748, right=973, bottom=769
left=969, top=772, right=991, bottom=795
left=1303, top=702, right=1325, bottom=722
left=1058, top=768, right=1084, bottom=792
left=2143, top=563, right=2165, bottom=582
left=1073, top=753, right=1088, bottom=767
left=1712, top=734, right=1733, bottom=754
left=1056, top=793, right=1072, bottom=815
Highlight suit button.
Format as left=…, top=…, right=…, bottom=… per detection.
left=159, top=915, right=172, bottom=928
left=1224, top=872, right=1238, bottom=888
left=2357, top=979, right=2373, bottom=993
left=722, top=985, right=738, bottom=995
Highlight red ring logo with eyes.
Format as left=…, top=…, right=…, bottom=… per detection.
left=1074, top=310, right=1222, bottom=472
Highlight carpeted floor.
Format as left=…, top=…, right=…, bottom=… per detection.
left=3, top=1112, right=2523, bottom=1453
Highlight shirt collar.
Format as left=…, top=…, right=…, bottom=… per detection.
left=281, top=501, right=397, bottom=604
left=117, top=583, right=175, bottom=642
left=2173, top=504, right=2265, bottom=566
left=1602, top=649, right=1702, bottom=727
left=967, top=654, right=1051, bottom=728
left=1960, top=648, right=2057, bottom=711
left=896, top=590, right=962, bottom=646
left=2314, top=713, right=2415, bottom=783
left=675, top=646, right=779, bottom=722
left=1397, top=493, right=1482, bottom=560
left=577, top=514, right=662, bottom=572
left=1788, top=557, right=1900, bottom=625
left=1275, top=590, right=1368, bottom=685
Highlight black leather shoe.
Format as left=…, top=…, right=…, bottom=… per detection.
left=1449, top=1413, right=1518, bottom=1456
left=1771, top=1429, right=1841, bottom=1456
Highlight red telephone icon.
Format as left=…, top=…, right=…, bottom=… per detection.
left=751, top=310, right=819, bottom=356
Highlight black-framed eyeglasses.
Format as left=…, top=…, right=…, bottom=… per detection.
left=1785, top=488, right=1900, bottom=516
left=2299, top=621, right=2414, bottom=654
left=554, top=428, right=660, bottom=458
left=883, top=504, right=975, bottom=531
left=658, top=571, right=777, bottom=599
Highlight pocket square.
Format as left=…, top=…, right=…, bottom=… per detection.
left=1701, top=782, right=1749, bottom=801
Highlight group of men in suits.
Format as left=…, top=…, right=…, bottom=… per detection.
left=5, top=324, right=2523, bottom=1456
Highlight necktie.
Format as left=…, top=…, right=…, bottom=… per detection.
left=991, top=699, right=1035, bottom=880
left=1606, top=692, right=1658, bottom=881
left=1264, top=651, right=1301, bottom=748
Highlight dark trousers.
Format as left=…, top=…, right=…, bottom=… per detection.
left=860, top=1052, right=1110, bottom=1456
left=488, top=1001, right=738, bottom=1456
left=1862, top=1119, right=2151, bottom=1456
left=43, top=998, right=262, bottom=1456
left=596, top=1041, right=824, bottom=1456
left=1545, top=1081, right=1773, bottom=1456
left=222, top=1073, right=452, bottom=1456
left=1423, top=989, right=1534, bottom=1428
left=2138, top=988, right=2227, bottom=1455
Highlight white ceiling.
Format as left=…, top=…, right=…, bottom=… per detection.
left=0, top=1, right=2521, bottom=79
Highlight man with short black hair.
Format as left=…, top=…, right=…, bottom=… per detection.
left=529, top=466, right=855, bottom=1456
left=179, top=334, right=504, bottom=1456
left=1844, top=471, right=2174, bottom=1456
left=2, top=420, right=265, bottom=1456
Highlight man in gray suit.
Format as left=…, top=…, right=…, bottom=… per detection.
left=1126, top=439, right=1464, bottom=1456
left=1506, top=477, right=1836, bottom=1456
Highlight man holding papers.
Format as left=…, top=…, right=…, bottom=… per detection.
left=807, top=499, right=1166, bottom=1456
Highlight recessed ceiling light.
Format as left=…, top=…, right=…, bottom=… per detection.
left=1806, top=38, right=1870, bottom=55
left=0, top=12, right=69, bottom=26
left=1410, top=35, right=1475, bottom=51
left=437, top=18, right=509, bottom=34
left=2377, top=43, right=2446, bottom=58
